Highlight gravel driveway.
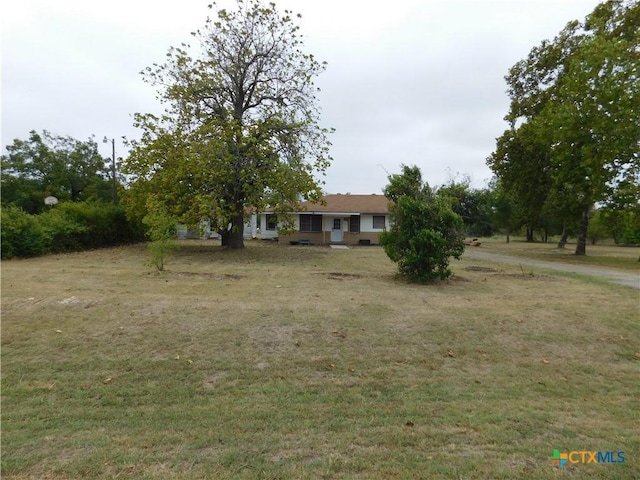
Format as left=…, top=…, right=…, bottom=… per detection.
left=463, top=249, right=640, bottom=289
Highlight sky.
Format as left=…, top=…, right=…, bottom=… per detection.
left=2, top=0, right=603, bottom=194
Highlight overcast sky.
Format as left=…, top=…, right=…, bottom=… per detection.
left=2, top=0, right=602, bottom=194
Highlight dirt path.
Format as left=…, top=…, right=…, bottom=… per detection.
left=463, top=249, right=640, bottom=289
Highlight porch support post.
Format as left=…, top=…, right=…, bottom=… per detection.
left=323, top=220, right=325, bottom=244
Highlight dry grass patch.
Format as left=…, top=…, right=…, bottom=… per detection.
left=2, top=240, right=638, bottom=479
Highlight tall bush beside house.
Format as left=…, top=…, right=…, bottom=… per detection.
left=380, top=165, right=465, bottom=282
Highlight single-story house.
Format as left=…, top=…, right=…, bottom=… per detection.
left=260, top=194, right=390, bottom=245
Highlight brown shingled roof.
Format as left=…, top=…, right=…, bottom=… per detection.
left=296, top=194, right=390, bottom=214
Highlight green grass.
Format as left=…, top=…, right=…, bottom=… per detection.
left=2, top=240, right=639, bottom=479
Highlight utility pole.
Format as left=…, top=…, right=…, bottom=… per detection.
left=103, top=137, right=118, bottom=204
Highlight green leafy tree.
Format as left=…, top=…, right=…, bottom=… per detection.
left=488, top=0, right=640, bottom=255
left=380, top=165, right=465, bottom=282
left=0, top=176, right=46, bottom=215
left=383, top=164, right=427, bottom=202
left=124, top=0, right=332, bottom=249
left=486, top=177, right=520, bottom=243
left=1, top=131, right=113, bottom=213
left=619, top=210, right=640, bottom=244
left=488, top=115, right=556, bottom=242
left=437, top=178, right=494, bottom=237
left=587, top=209, right=612, bottom=244
left=599, top=176, right=640, bottom=243
left=143, top=200, right=179, bottom=271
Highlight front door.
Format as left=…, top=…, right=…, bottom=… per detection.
left=330, top=218, right=343, bottom=242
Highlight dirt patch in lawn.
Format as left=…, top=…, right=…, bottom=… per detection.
left=465, top=266, right=500, bottom=272
left=171, top=272, right=245, bottom=280
left=464, top=265, right=555, bottom=281
left=313, top=272, right=363, bottom=280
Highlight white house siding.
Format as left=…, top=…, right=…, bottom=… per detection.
left=244, top=214, right=258, bottom=239
left=259, top=214, right=279, bottom=240
left=359, top=214, right=389, bottom=232
left=177, top=220, right=219, bottom=239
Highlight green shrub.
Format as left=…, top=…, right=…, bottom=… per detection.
left=1, top=202, right=145, bottom=259
left=380, top=165, right=466, bottom=282
left=54, top=202, right=144, bottom=248
left=381, top=195, right=465, bottom=282
left=38, top=208, right=87, bottom=252
left=1, top=206, right=50, bottom=258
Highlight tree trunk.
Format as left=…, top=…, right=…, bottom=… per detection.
left=574, top=206, right=590, bottom=256
left=227, top=213, right=245, bottom=249
left=526, top=227, right=534, bottom=242
left=506, top=226, right=510, bottom=244
left=558, top=225, right=568, bottom=249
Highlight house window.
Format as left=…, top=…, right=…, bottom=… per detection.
left=333, top=218, right=341, bottom=230
left=266, top=214, right=277, bottom=231
left=373, top=215, right=386, bottom=229
left=349, top=215, right=360, bottom=233
left=299, top=214, right=322, bottom=232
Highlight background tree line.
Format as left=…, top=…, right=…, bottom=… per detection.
left=2, top=127, right=636, bottom=260
left=426, top=175, right=637, bottom=246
